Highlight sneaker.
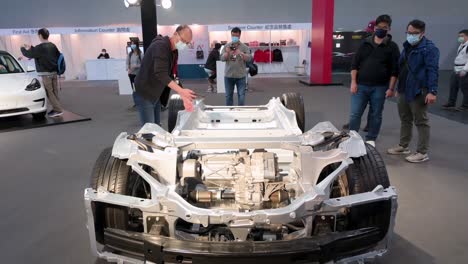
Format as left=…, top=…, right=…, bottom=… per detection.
left=405, top=152, right=429, bottom=163
left=442, top=103, right=456, bottom=109
left=366, top=141, right=376, bottom=147
left=387, top=145, right=411, bottom=155
left=47, top=110, right=63, bottom=117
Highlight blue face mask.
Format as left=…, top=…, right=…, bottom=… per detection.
left=130, top=44, right=137, bottom=49
left=407, top=34, right=421, bottom=45
left=232, top=36, right=240, bottom=43
left=375, top=28, right=388, bottom=39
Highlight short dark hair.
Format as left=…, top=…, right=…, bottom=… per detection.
left=376, top=15, right=392, bottom=27
left=459, top=29, right=468, bottom=36
left=102, top=49, right=106, bottom=52
left=407, top=19, right=426, bottom=32
left=214, top=43, right=222, bottom=50
left=231, top=27, right=241, bottom=34
left=38, top=28, right=49, bottom=40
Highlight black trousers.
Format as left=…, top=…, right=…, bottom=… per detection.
left=448, top=72, right=468, bottom=107
left=129, top=74, right=137, bottom=91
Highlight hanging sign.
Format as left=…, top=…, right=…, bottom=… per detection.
left=208, top=23, right=311, bottom=32
left=0, top=26, right=142, bottom=36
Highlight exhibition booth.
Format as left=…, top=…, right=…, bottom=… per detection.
left=0, top=23, right=365, bottom=94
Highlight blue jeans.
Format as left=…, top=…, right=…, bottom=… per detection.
left=134, top=92, right=161, bottom=126
left=224, top=77, right=247, bottom=106
left=349, top=84, right=387, bottom=141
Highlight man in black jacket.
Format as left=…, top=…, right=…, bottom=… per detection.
left=204, top=43, right=221, bottom=92
left=348, top=15, right=400, bottom=147
left=21, top=28, right=63, bottom=117
left=134, top=25, right=196, bottom=126
left=135, top=25, right=196, bottom=125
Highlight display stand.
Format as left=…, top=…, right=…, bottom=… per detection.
left=85, top=59, right=133, bottom=95
left=208, top=24, right=310, bottom=76
left=216, top=61, right=226, bottom=93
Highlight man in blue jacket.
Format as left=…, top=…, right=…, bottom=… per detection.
left=387, top=20, right=439, bottom=163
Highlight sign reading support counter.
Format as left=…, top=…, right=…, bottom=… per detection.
left=208, top=23, right=310, bottom=32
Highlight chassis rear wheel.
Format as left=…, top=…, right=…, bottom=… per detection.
left=280, top=93, right=305, bottom=132
left=90, top=147, right=149, bottom=242
left=325, top=143, right=392, bottom=239
left=168, top=94, right=184, bottom=132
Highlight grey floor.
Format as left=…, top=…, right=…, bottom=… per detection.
left=0, top=76, right=467, bottom=264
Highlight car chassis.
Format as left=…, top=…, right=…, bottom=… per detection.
left=84, top=96, right=398, bottom=264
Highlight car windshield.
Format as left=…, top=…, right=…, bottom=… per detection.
left=0, top=53, right=24, bottom=74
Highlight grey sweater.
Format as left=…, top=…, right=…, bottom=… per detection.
left=126, top=52, right=143, bottom=75
left=220, top=42, right=251, bottom=78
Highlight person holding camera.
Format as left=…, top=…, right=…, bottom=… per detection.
left=221, top=27, right=251, bottom=106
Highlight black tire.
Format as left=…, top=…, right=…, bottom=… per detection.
left=90, top=147, right=132, bottom=230
left=344, top=143, right=391, bottom=238
left=168, top=94, right=184, bottom=132
left=32, top=111, right=46, bottom=120
left=280, top=93, right=305, bottom=132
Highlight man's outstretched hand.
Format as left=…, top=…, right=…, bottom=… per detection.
left=179, top=88, right=197, bottom=112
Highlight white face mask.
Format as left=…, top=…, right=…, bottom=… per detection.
left=176, top=41, right=188, bottom=51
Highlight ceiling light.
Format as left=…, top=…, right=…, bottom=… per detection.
left=162, top=0, right=172, bottom=9
left=124, top=0, right=141, bottom=8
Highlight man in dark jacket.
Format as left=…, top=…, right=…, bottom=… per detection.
left=204, top=43, right=221, bottom=93
left=387, top=20, right=439, bottom=163
left=134, top=25, right=196, bottom=126
left=348, top=15, right=400, bottom=147
left=21, top=28, right=63, bottom=117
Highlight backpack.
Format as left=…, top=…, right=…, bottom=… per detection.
left=57, top=53, right=66, bottom=75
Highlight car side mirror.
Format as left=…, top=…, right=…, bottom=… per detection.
left=27, top=66, right=36, bottom=72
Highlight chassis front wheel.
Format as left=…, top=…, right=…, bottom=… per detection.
left=90, top=147, right=149, bottom=242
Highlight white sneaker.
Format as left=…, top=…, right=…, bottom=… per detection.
left=366, top=141, right=376, bottom=147
left=387, top=145, right=411, bottom=155
left=405, top=153, right=429, bottom=163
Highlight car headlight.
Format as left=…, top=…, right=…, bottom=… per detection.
left=25, top=78, right=41, bottom=91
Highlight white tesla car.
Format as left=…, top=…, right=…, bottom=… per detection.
left=0, top=50, right=47, bottom=120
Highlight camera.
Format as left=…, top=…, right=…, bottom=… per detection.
left=229, top=44, right=239, bottom=61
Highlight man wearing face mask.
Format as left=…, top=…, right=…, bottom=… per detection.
left=442, top=29, right=468, bottom=111
left=221, top=27, right=252, bottom=106
left=97, top=49, right=110, bottom=59
left=387, top=20, right=440, bottom=163
left=134, top=25, right=196, bottom=126
left=348, top=15, right=400, bottom=147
